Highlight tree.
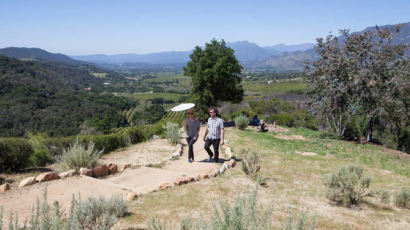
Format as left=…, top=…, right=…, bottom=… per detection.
left=184, top=39, right=243, bottom=119
left=306, top=25, right=409, bottom=142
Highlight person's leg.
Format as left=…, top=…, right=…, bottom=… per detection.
left=204, top=138, right=213, bottom=159
left=189, top=137, right=197, bottom=161
left=212, top=139, right=220, bottom=163
left=186, top=137, right=193, bottom=161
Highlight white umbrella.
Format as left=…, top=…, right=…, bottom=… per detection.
left=170, top=103, right=195, bottom=112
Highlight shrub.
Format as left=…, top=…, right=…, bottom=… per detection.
left=323, top=164, right=371, bottom=207
left=163, top=122, right=182, bottom=145
left=240, top=149, right=262, bottom=180
left=234, top=115, right=249, bottom=130
left=27, top=132, right=52, bottom=167
left=394, top=187, right=410, bottom=209
left=1, top=189, right=127, bottom=230
left=57, top=138, right=103, bottom=170
left=70, top=195, right=127, bottom=230
left=0, top=138, right=33, bottom=173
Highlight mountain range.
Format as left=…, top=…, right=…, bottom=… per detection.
left=0, top=22, right=408, bottom=71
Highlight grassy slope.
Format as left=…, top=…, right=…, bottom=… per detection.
left=121, top=127, right=410, bottom=229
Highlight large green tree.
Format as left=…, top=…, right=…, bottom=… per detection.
left=306, top=26, right=409, bottom=145
left=184, top=39, right=243, bottom=119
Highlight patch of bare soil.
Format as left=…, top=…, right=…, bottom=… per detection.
left=99, top=138, right=177, bottom=166
left=275, top=134, right=306, bottom=140
left=266, top=124, right=289, bottom=133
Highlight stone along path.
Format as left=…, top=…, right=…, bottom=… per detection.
left=0, top=127, right=221, bottom=223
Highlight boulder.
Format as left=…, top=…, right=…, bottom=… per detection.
left=158, top=182, right=175, bottom=190
left=199, top=174, right=209, bottom=180
left=92, top=164, right=109, bottom=178
left=209, top=170, right=219, bottom=178
left=79, top=167, right=93, bottom=177
left=0, top=183, right=11, bottom=192
left=120, top=164, right=131, bottom=171
left=19, top=177, right=38, bottom=188
left=108, top=164, right=118, bottom=174
left=59, top=169, right=77, bottom=178
left=36, top=172, right=61, bottom=182
left=126, top=191, right=138, bottom=202
left=226, top=159, right=236, bottom=168
left=175, top=177, right=195, bottom=185
left=219, top=164, right=228, bottom=174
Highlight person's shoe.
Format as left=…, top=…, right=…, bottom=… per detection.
left=188, top=159, right=192, bottom=163
left=208, top=157, right=213, bottom=162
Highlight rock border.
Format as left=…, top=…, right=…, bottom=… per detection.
left=150, top=139, right=237, bottom=196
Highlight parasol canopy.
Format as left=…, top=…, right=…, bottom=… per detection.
left=170, top=103, right=195, bottom=112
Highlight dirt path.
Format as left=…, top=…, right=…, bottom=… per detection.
left=0, top=127, right=221, bottom=224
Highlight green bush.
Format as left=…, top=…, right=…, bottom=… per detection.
left=394, top=187, right=410, bottom=209
left=240, top=149, right=262, bottom=180
left=234, top=115, right=249, bottom=130
left=27, top=132, right=52, bottom=167
left=163, top=122, right=182, bottom=145
left=140, top=122, right=165, bottom=140
left=323, top=165, right=371, bottom=207
left=57, top=138, right=103, bottom=170
left=0, top=138, right=33, bottom=172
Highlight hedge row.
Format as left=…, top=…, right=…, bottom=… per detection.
left=0, top=123, right=164, bottom=173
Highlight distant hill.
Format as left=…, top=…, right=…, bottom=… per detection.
left=226, top=41, right=280, bottom=62
left=263, top=43, right=314, bottom=52
left=73, top=51, right=191, bottom=64
left=72, top=41, right=309, bottom=65
left=0, top=47, right=81, bottom=64
left=0, top=55, right=134, bottom=137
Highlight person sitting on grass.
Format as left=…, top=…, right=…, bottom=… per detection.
left=257, top=119, right=268, bottom=132
left=250, top=115, right=260, bottom=126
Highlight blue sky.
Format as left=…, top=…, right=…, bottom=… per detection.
left=1, top=0, right=409, bottom=55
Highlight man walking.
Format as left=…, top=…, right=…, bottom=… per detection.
left=203, top=107, right=224, bottom=163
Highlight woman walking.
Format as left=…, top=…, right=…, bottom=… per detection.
left=185, top=109, right=200, bottom=163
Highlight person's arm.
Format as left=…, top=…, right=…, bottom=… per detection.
left=220, top=128, right=224, bottom=145
left=194, top=121, right=199, bottom=140
left=203, top=127, right=208, bottom=141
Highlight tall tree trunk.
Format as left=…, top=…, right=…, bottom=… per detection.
left=366, top=116, right=373, bottom=142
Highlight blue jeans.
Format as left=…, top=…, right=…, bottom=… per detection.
left=204, top=138, right=220, bottom=162
left=186, top=137, right=197, bottom=161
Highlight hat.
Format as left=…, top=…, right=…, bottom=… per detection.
left=260, top=119, right=264, bottom=123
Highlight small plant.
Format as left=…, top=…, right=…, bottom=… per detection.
left=394, top=187, right=410, bottom=209
left=240, top=149, right=262, bottom=180
left=57, top=138, right=103, bottom=170
left=323, top=164, right=371, bottom=207
left=163, top=122, right=182, bottom=145
left=234, top=115, right=249, bottom=130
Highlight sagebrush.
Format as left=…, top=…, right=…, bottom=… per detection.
left=57, top=138, right=103, bottom=170
left=394, top=187, right=410, bottom=209
left=163, top=122, right=182, bottom=145
left=240, top=149, right=262, bottom=180
left=323, top=164, right=371, bottom=207
left=234, top=115, right=249, bottom=130
left=0, top=189, right=127, bottom=230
